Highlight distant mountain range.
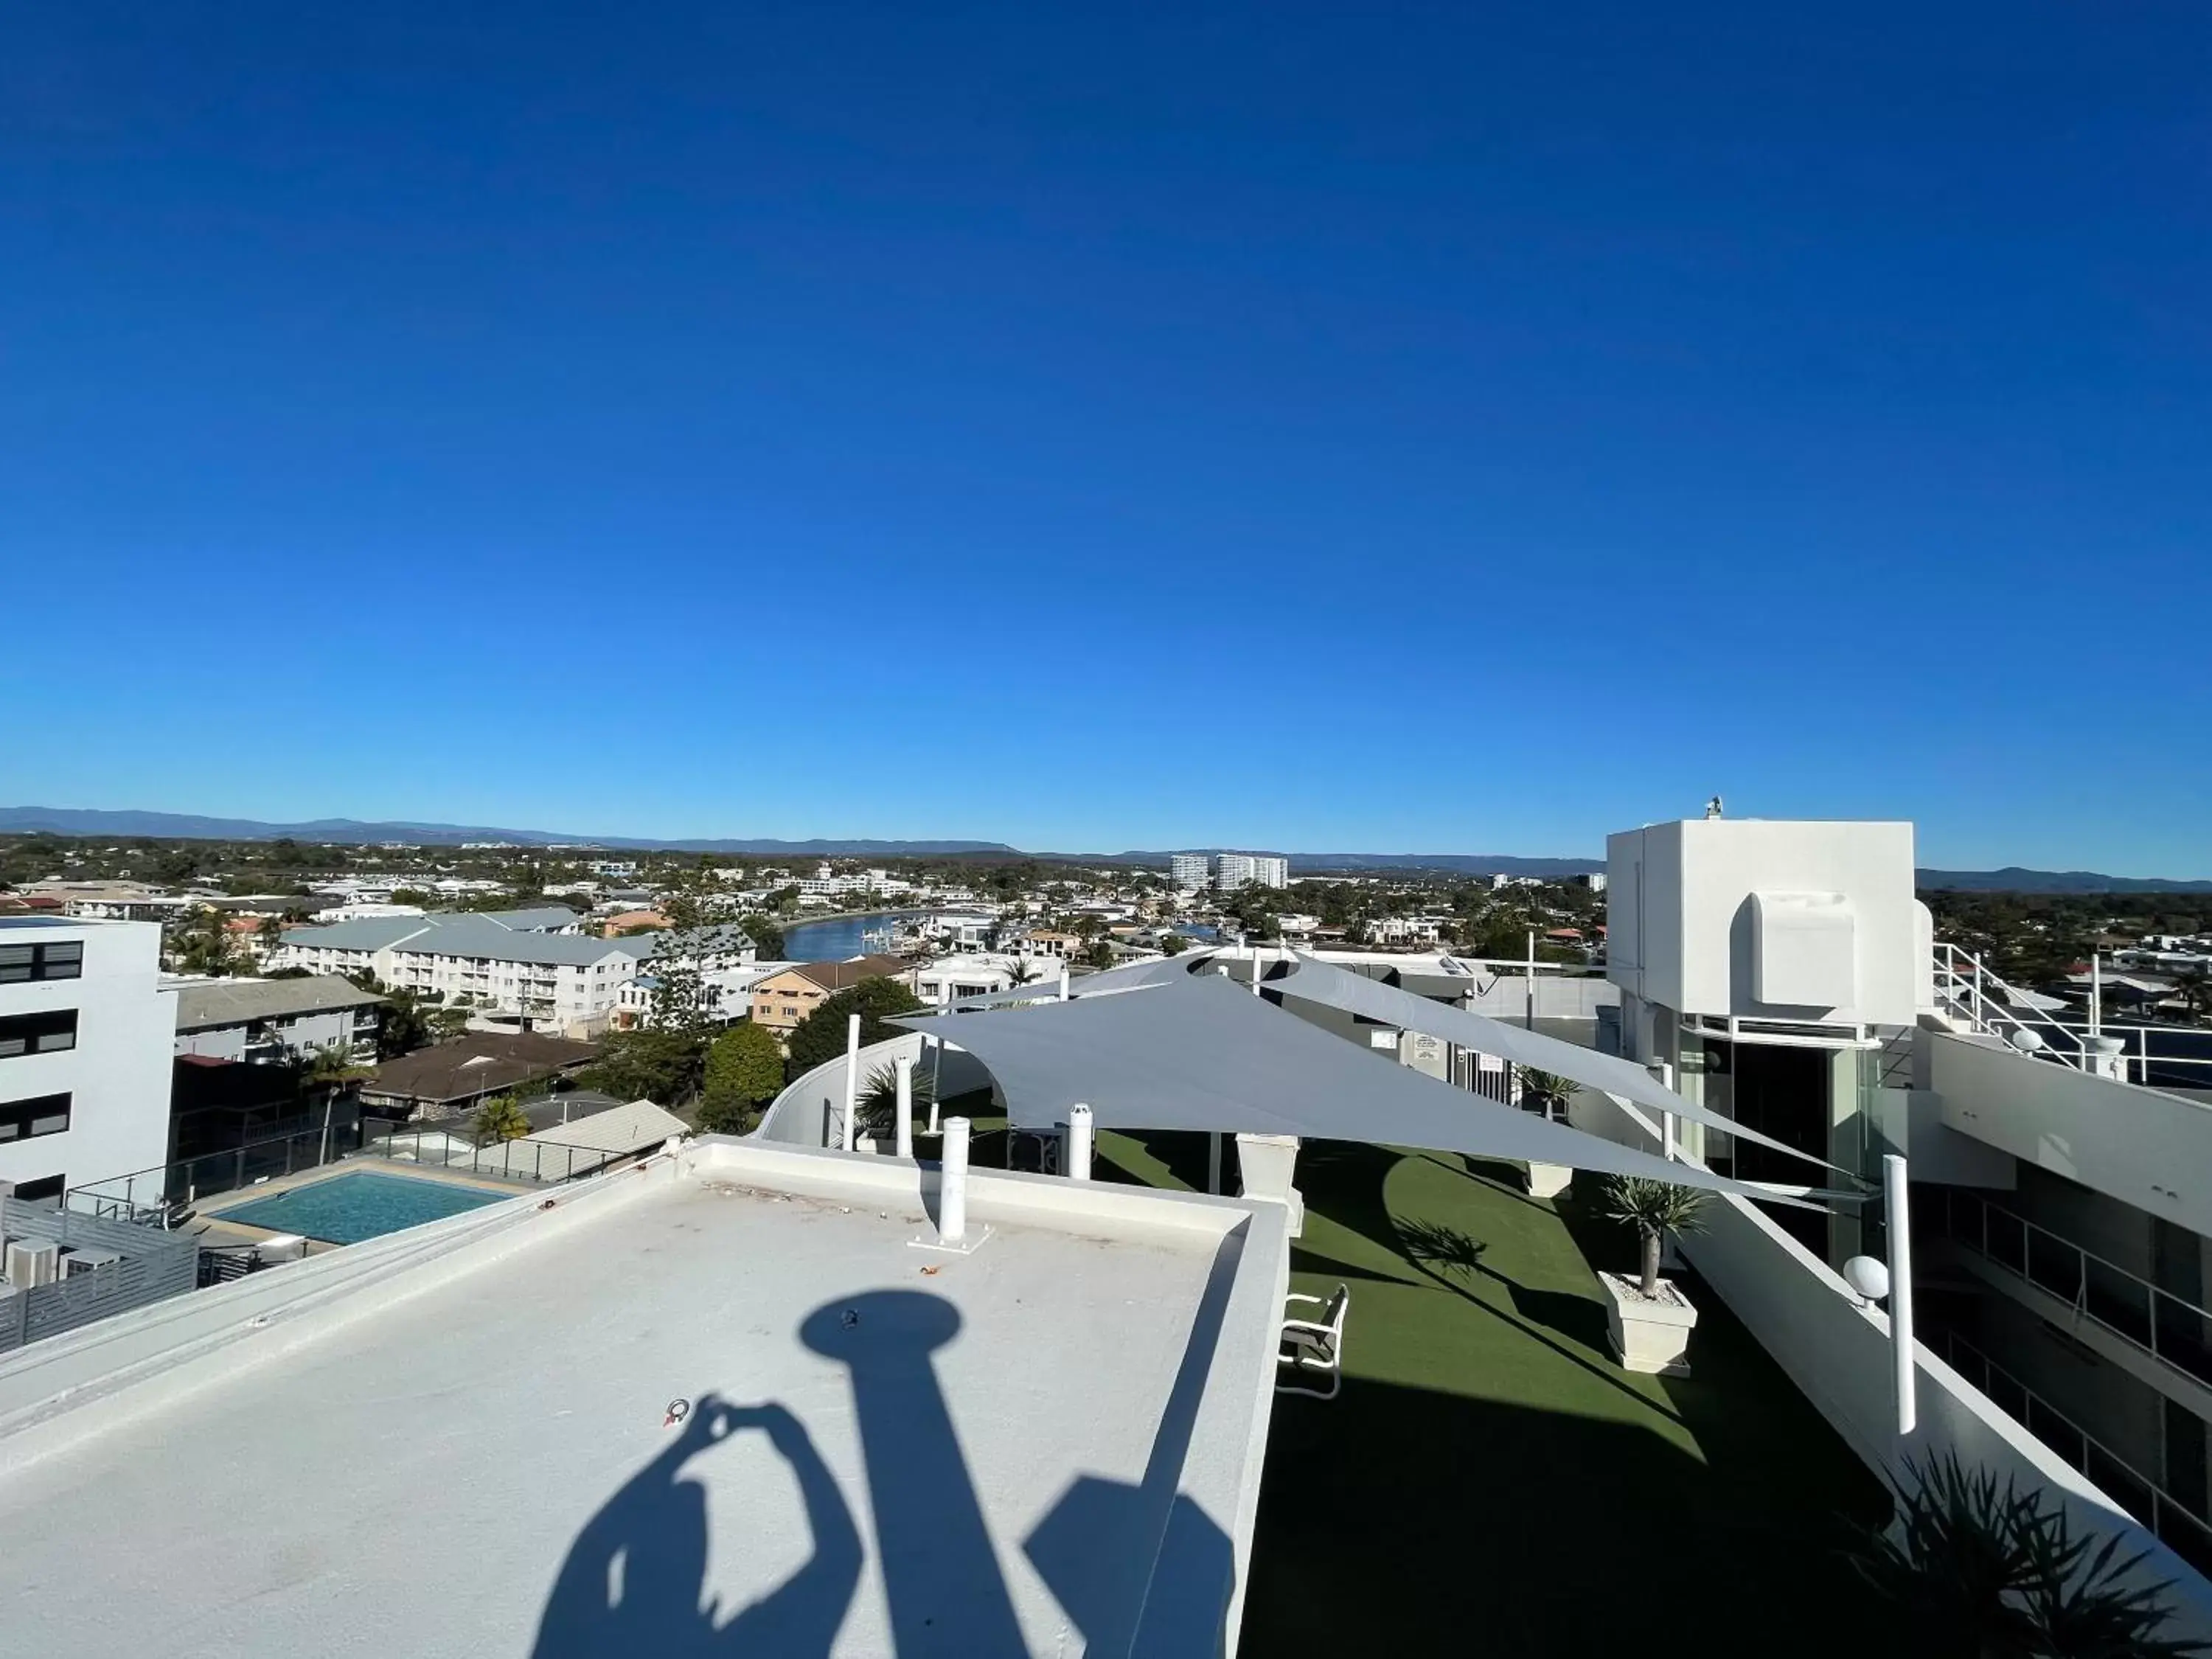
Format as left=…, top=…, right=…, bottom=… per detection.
left=1, top=807, right=2203, bottom=891
left=0, top=807, right=1017, bottom=858
left=1915, top=866, right=2212, bottom=895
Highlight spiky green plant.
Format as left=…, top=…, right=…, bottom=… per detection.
left=1600, top=1175, right=1708, bottom=1295
left=855, top=1059, right=937, bottom=1143
left=1514, top=1065, right=1574, bottom=1119
left=1846, top=1453, right=2204, bottom=1658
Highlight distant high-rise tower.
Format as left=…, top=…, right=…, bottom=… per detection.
left=1214, top=853, right=1288, bottom=889
left=1169, top=853, right=1211, bottom=890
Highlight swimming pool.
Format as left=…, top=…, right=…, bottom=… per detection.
left=217, top=1169, right=511, bottom=1245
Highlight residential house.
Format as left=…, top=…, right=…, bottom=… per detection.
left=171, top=975, right=386, bottom=1065
left=748, top=956, right=914, bottom=1047
left=356, top=1032, right=601, bottom=1120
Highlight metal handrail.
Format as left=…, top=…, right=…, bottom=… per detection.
left=1938, top=1329, right=2212, bottom=1574
left=1931, top=941, right=2212, bottom=1087
left=1932, top=1186, right=2212, bottom=1392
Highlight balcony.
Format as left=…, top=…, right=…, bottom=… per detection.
left=1082, top=1127, right=1894, bottom=1651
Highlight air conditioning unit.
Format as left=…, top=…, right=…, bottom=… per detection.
left=4, top=1239, right=60, bottom=1289
left=60, top=1247, right=121, bottom=1278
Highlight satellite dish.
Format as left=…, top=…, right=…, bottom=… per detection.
left=1843, top=1255, right=1891, bottom=1304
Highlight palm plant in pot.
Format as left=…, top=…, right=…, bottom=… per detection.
left=1514, top=1065, right=1577, bottom=1197
left=1595, top=1175, right=1709, bottom=1375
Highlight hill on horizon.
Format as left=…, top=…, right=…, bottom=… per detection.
left=1, top=806, right=2205, bottom=891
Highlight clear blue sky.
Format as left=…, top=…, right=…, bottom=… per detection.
left=4, top=4, right=2207, bottom=872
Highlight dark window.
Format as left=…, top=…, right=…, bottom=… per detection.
left=0, top=1009, right=77, bottom=1059
left=0, top=941, right=84, bottom=984
left=8, top=1173, right=63, bottom=1204
left=0, top=1092, right=71, bottom=1142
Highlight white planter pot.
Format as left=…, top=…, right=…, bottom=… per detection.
left=1599, top=1271, right=1699, bottom=1376
left=1523, top=1161, right=1572, bottom=1200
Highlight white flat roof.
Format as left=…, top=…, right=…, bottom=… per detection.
left=0, top=1140, right=1288, bottom=1657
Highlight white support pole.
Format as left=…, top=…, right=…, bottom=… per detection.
left=1208, top=1131, right=1223, bottom=1194
left=841, top=1012, right=861, bottom=1152
left=2090, top=953, right=2103, bottom=1042
left=1251, top=940, right=1263, bottom=995
left=1526, top=929, right=1537, bottom=1031
left=894, top=1054, right=914, bottom=1161
left=940, top=1116, right=970, bottom=1245
left=1885, top=1152, right=1916, bottom=1438
left=1067, top=1104, right=1093, bottom=1181
left=928, top=1035, right=943, bottom=1134
left=1059, top=963, right=1070, bottom=1002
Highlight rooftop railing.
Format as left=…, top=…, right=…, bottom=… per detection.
left=1933, top=941, right=2212, bottom=1090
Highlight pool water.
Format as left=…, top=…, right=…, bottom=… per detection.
left=218, top=1170, right=509, bottom=1245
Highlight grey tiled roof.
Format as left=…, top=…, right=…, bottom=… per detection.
left=279, top=911, right=655, bottom=969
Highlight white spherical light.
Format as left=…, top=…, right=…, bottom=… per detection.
left=2008, top=1028, right=2045, bottom=1054
left=1843, top=1255, right=1891, bottom=1303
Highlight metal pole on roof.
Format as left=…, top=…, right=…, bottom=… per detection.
left=928, top=1035, right=943, bottom=1133
left=841, top=1013, right=860, bottom=1152
left=940, top=1116, right=970, bottom=1244
left=894, top=1054, right=914, bottom=1161
left=1886, top=1152, right=1917, bottom=1437
left=1208, top=1133, right=1222, bottom=1195
left=1526, top=930, right=1537, bottom=1032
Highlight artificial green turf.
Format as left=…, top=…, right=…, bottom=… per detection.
left=1097, top=1130, right=1894, bottom=1658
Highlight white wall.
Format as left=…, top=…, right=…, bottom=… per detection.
left=1929, top=1027, right=2212, bottom=1239
left=0, top=922, right=175, bottom=1193
left=1607, top=818, right=1919, bottom=1025
left=1569, top=1084, right=2212, bottom=1638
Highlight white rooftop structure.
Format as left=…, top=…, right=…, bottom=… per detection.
left=0, top=1138, right=1288, bottom=1657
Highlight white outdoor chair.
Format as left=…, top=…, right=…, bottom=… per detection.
left=1277, top=1283, right=1350, bottom=1400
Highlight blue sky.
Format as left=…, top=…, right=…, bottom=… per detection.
left=3, top=4, right=2207, bottom=872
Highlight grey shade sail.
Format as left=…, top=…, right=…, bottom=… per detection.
left=889, top=975, right=1810, bottom=1204
left=1263, top=952, right=1834, bottom=1171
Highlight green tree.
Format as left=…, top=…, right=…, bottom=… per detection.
left=698, top=1023, right=785, bottom=1133
left=1082, top=939, right=1115, bottom=970
left=578, top=1028, right=709, bottom=1105
left=1160, top=933, right=1189, bottom=956
left=472, top=1093, right=532, bottom=1143
left=785, top=977, right=925, bottom=1074
left=740, top=913, right=787, bottom=958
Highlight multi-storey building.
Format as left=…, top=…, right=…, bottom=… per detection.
left=270, top=908, right=650, bottom=1038
left=1169, top=852, right=1211, bottom=890
left=0, top=917, right=176, bottom=1200
left=1214, top=853, right=1289, bottom=889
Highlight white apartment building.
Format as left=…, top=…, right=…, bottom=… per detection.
left=271, top=908, right=650, bottom=1038
left=1214, top=853, right=1290, bottom=889
left=912, top=953, right=1062, bottom=1008
left=0, top=918, right=176, bottom=1200
left=1367, top=915, right=1445, bottom=947
left=1170, top=852, right=1211, bottom=890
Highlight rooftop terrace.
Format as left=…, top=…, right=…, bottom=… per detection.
left=1089, top=1125, right=1896, bottom=1655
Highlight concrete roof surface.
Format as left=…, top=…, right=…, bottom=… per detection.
left=171, top=974, right=386, bottom=1030
left=0, top=1141, right=1285, bottom=1658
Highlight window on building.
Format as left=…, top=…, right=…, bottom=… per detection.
left=0, top=1092, right=72, bottom=1142
left=0, top=941, right=84, bottom=984
left=0, top=1009, right=78, bottom=1058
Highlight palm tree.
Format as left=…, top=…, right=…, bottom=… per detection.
left=1601, top=1175, right=1708, bottom=1297
left=1514, top=1065, right=1574, bottom=1121
left=855, top=1060, right=936, bottom=1141
left=472, top=1093, right=532, bottom=1144
left=1005, top=955, right=1040, bottom=988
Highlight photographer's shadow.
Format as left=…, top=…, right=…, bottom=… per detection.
left=530, top=1394, right=860, bottom=1658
